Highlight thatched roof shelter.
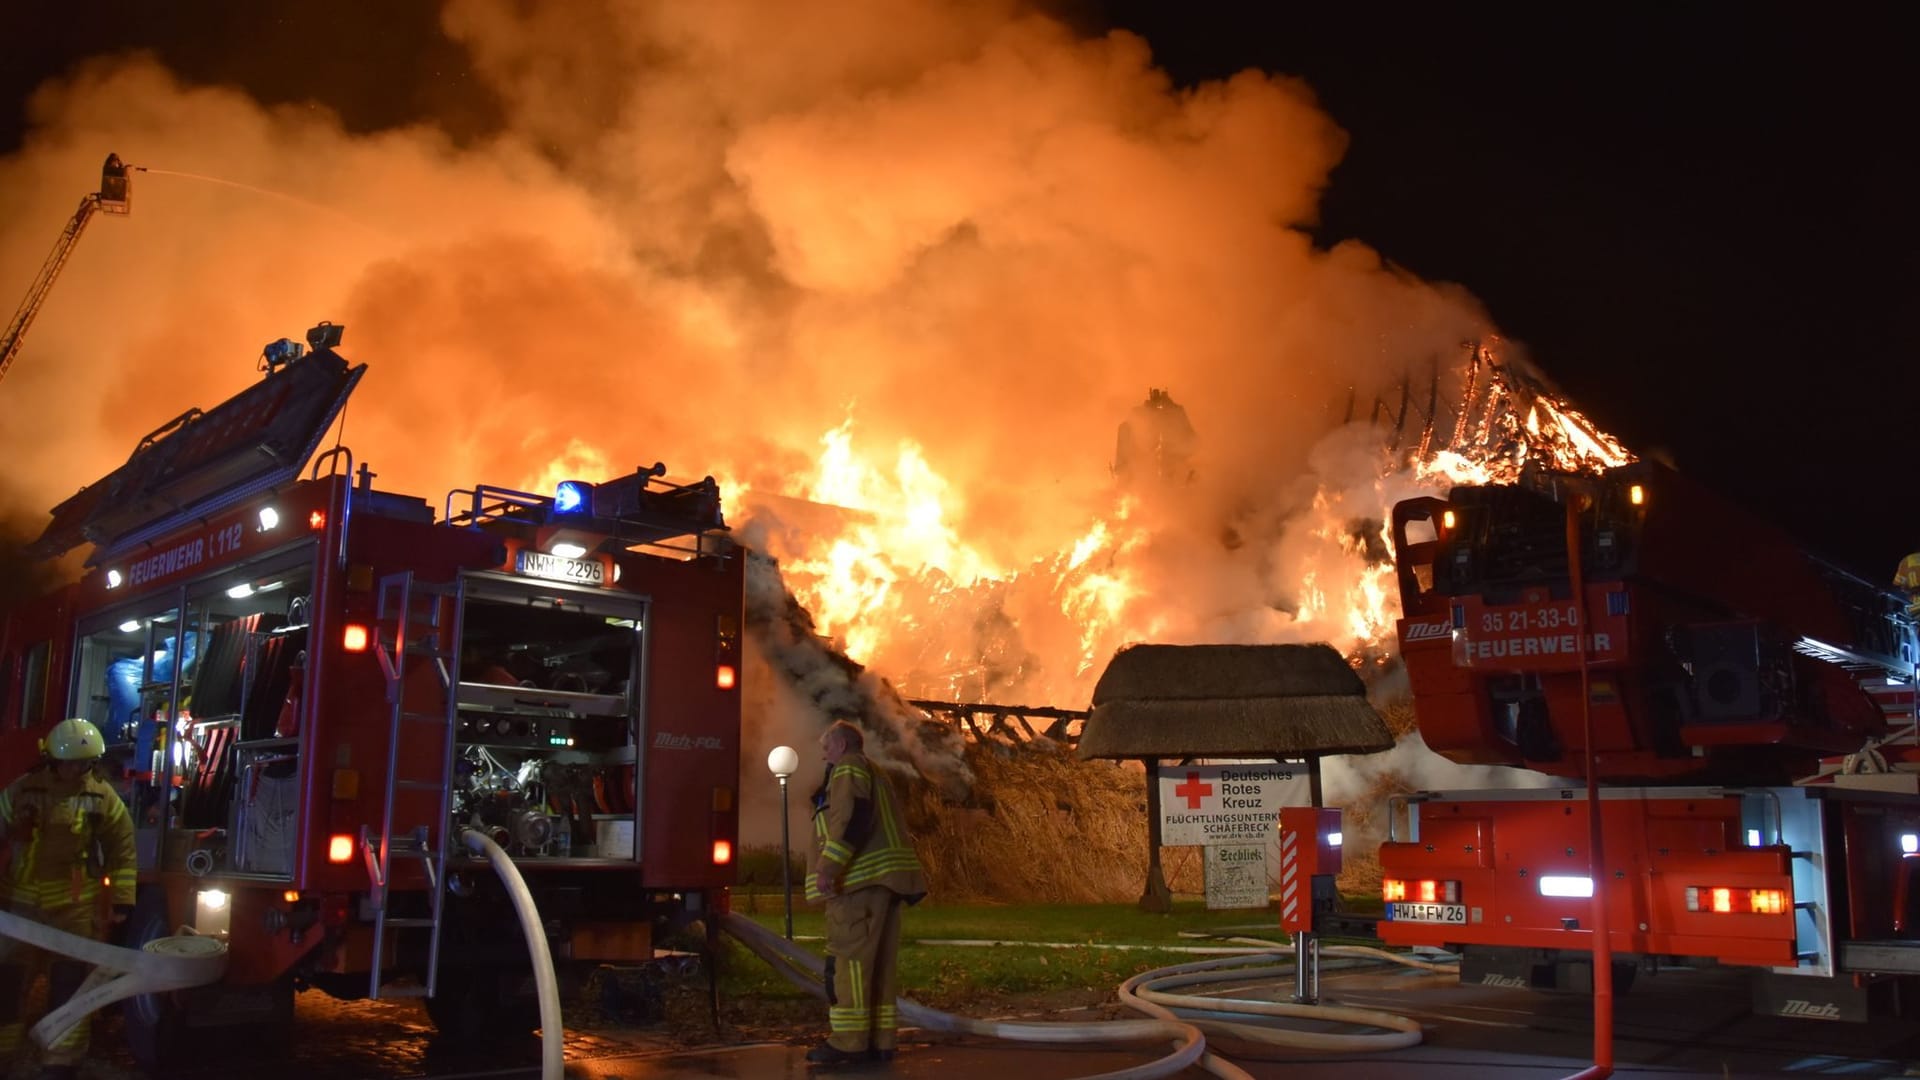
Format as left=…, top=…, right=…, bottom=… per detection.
left=1077, top=643, right=1393, bottom=760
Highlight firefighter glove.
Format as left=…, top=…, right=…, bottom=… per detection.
left=814, top=860, right=841, bottom=897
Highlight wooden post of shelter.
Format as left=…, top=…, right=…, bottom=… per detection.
left=1139, top=758, right=1172, bottom=913
left=1076, top=643, right=1397, bottom=915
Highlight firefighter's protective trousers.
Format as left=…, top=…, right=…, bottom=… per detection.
left=0, top=768, right=138, bottom=1067
left=824, top=885, right=906, bottom=1053
left=805, top=752, right=927, bottom=1054
left=806, top=753, right=925, bottom=1045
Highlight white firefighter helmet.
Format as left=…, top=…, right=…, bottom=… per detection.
left=45, top=717, right=106, bottom=761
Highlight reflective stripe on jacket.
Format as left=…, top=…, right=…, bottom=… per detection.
left=1897, top=552, right=1920, bottom=591
left=806, top=752, right=926, bottom=902
left=0, top=769, right=138, bottom=908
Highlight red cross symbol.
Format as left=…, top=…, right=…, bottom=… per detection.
left=1173, top=771, right=1213, bottom=810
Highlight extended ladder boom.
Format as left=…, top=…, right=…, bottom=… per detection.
left=0, top=153, right=131, bottom=385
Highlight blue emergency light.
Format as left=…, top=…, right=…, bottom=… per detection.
left=554, top=481, right=591, bottom=514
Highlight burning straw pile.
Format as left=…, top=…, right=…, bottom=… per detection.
left=748, top=526, right=1442, bottom=907
left=892, top=657, right=1420, bottom=906
left=897, top=739, right=1153, bottom=904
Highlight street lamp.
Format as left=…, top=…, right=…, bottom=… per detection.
left=767, top=745, right=800, bottom=940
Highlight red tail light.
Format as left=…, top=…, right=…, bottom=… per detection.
left=342, top=624, right=369, bottom=653
left=711, top=786, right=737, bottom=865
left=328, top=834, right=355, bottom=863
left=1686, top=885, right=1788, bottom=914
left=715, top=614, right=739, bottom=690
left=1384, top=877, right=1460, bottom=903
left=319, top=895, right=351, bottom=929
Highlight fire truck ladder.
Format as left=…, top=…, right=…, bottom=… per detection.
left=366, top=571, right=466, bottom=1000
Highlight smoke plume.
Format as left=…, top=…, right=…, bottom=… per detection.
left=1, top=2, right=1510, bottom=807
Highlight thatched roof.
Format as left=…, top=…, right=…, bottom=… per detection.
left=1076, top=643, right=1394, bottom=760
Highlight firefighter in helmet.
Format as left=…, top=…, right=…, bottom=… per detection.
left=804, top=719, right=927, bottom=1065
left=1897, top=551, right=1920, bottom=618
left=0, top=718, right=137, bottom=1080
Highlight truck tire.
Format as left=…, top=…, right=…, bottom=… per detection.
left=423, top=967, right=538, bottom=1044
left=240, top=976, right=297, bottom=1051
left=121, top=885, right=187, bottom=1073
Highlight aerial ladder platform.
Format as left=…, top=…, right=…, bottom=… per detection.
left=0, top=153, right=132, bottom=386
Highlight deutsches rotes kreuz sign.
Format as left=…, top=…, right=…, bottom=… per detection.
left=1157, top=763, right=1311, bottom=845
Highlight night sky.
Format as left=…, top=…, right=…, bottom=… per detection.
left=1, top=3, right=1913, bottom=578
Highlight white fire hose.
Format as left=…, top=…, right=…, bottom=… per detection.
left=722, top=913, right=1445, bottom=1077
left=722, top=911, right=1230, bottom=1079
left=1119, top=946, right=1428, bottom=1055
left=0, top=834, right=563, bottom=1078
left=0, top=908, right=227, bottom=1051
left=460, top=827, right=565, bottom=1080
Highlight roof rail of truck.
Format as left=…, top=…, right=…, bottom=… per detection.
left=443, top=466, right=728, bottom=553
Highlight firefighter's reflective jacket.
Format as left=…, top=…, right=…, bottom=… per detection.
left=0, top=769, right=137, bottom=909
left=805, top=752, right=926, bottom=902
left=1898, top=552, right=1920, bottom=614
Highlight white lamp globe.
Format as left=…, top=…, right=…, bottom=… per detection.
left=767, top=745, right=800, bottom=778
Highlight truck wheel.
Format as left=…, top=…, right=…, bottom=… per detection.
left=121, top=886, right=188, bottom=1072
left=424, top=968, right=538, bottom=1044
left=240, top=976, right=298, bottom=1051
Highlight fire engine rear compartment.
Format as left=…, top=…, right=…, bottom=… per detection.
left=65, top=542, right=322, bottom=880
left=0, top=336, right=748, bottom=1063
left=447, top=574, right=649, bottom=864
left=62, top=550, right=655, bottom=880
left=1378, top=783, right=1920, bottom=1021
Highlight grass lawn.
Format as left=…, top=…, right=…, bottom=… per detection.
left=719, top=898, right=1316, bottom=1009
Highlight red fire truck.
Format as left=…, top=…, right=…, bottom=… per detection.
left=0, top=325, right=744, bottom=1065
left=1382, top=460, right=1920, bottom=1021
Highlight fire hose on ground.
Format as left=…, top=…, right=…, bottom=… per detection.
left=0, top=831, right=563, bottom=1079
left=720, top=912, right=1447, bottom=1079
left=0, top=908, right=227, bottom=1053
left=0, top=830, right=563, bottom=1080
left=460, top=827, right=565, bottom=1080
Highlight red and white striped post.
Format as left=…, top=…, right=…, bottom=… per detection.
left=1278, top=806, right=1343, bottom=1004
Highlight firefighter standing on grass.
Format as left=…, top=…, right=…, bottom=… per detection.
left=0, top=719, right=137, bottom=1080
left=804, top=719, right=926, bottom=1066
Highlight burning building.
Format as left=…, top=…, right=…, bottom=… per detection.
left=0, top=2, right=1636, bottom=898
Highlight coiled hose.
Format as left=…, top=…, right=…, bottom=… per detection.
left=720, top=914, right=1451, bottom=1078
left=1121, top=934, right=1451, bottom=1055
left=0, top=908, right=227, bottom=1052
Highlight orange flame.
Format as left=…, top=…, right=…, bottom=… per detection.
left=534, top=353, right=1631, bottom=712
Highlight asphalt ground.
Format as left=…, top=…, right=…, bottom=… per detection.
left=27, top=957, right=1920, bottom=1079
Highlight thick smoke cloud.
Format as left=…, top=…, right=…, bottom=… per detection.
left=1, top=1, right=1500, bottom=804
left=2, top=1, right=1485, bottom=530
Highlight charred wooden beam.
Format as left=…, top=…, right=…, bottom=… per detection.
left=905, top=699, right=1091, bottom=745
